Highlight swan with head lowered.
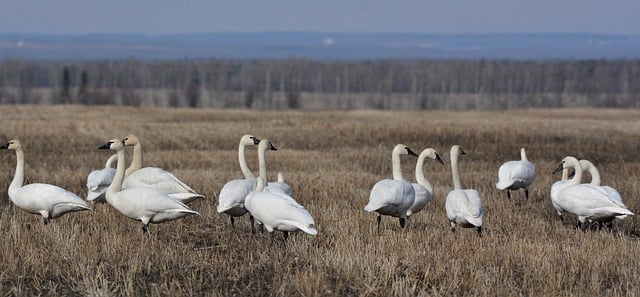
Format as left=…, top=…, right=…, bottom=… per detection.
left=364, top=144, right=418, bottom=233
left=99, top=139, right=200, bottom=234
left=121, top=134, right=204, bottom=204
left=407, top=148, right=444, bottom=218
left=1, top=139, right=90, bottom=224
left=551, top=156, right=633, bottom=230
left=496, top=148, right=535, bottom=200
left=86, top=154, right=117, bottom=203
left=217, top=134, right=261, bottom=227
left=445, top=145, right=485, bottom=235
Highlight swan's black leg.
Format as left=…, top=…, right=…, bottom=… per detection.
left=43, top=217, right=50, bottom=225
left=377, top=215, right=382, bottom=234
left=230, top=216, right=235, bottom=227
left=283, top=231, right=289, bottom=240
left=525, top=188, right=529, bottom=200
left=142, top=224, right=149, bottom=234
left=399, top=217, right=406, bottom=228
left=506, top=190, right=511, bottom=200
left=476, top=226, right=482, bottom=236
left=250, top=215, right=256, bottom=234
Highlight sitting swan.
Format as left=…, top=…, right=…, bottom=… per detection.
left=579, top=159, right=630, bottom=224
left=364, top=144, right=418, bottom=233
left=86, top=154, right=117, bottom=203
left=1, top=139, right=90, bottom=224
left=407, top=148, right=444, bottom=218
left=217, top=134, right=261, bottom=227
left=244, top=176, right=317, bottom=239
left=121, top=134, right=205, bottom=204
left=445, top=145, right=485, bottom=235
left=99, top=139, right=200, bottom=234
left=552, top=156, right=633, bottom=230
left=496, top=148, right=536, bottom=200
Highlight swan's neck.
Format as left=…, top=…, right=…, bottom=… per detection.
left=8, top=149, right=25, bottom=197
left=520, top=149, right=528, bottom=161
left=451, top=150, right=462, bottom=190
left=415, top=155, right=433, bottom=192
left=561, top=168, right=568, bottom=181
left=258, top=146, right=268, bottom=182
left=254, top=177, right=266, bottom=192
left=107, top=149, right=127, bottom=201
left=105, top=154, right=118, bottom=168
left=125, top=143, right=142, bottom=177
left=391, top=151, right=404, bottom=181
left=588, top=167, right=601, bottom=185
left=567, top=159, right=583, bottom=186
left=239, top=142, right=255, bottom=179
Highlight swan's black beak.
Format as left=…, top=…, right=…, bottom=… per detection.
left=270, top=142, right=278, bottom=151
left=435, top=153, right=445, bottom=165
left=98, top=141, right=113, bottom=150
left=0, top=143, right=8, bottom=149
left=552, top=162, right=564, bottom=174
left=408, top=148, right=418, bottom=157
left=251, top=137, right=261, bottom=145
left=459, top=148, right=467, bottom=155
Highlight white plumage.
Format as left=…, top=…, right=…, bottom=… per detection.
left=445, top=145, right=484, bottom=234
left=579, top=159, right=630, bottom=222
left=496, top=148, right=535, bottom=200
left=86, top=154, right=117, bottom=203
left=407, top=148, right=444, bottom=217
left=1, top=139, right=90, bottom=224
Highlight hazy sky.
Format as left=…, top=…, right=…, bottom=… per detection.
left=1, top=0, right=637, bottom=35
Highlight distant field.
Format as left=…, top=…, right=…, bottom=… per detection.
left=0, top=105, right=639, bottom=296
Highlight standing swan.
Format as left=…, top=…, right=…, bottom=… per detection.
left=445, top=145, right=485, bottom=235
left=364, top=144, right=418, bottom=233
left=579, top=159, right=630, bottom=224
left=86, top=154, right=117, bottom=203
left=1, top=139, right=90, bottom=224
left=217, top=134, right=261, bottom=227
left=121, top=134, right=205, bottom=204
left=496, top=148, right=536, bottom=200
left=407, top=148, right=444, bottom=218
left=99, top=139, right=200, bottom=234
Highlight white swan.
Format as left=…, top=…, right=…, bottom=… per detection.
left=121, top=134, right=205, bottom=204
left=364, top=144, right=417, bottom=233
left=445, top=145, right=484, bottom=235
left=552, top=156, right=633, bottom=229
left=407, top=148, right=444, bottom=217
left=256, top=139, right=293, bottom=195
left=579, top=159, right=629, bottom=222
left=217, top=134, right=260, bottom=226
left=496, top=148, right=536, bottom=200
left=550, top=162, right=572, bottom=221
left=1, top=139, right=90, bottom=224
left=86, top=154, right=117, bottom=203
left=99, top=139, right=200, bottom=233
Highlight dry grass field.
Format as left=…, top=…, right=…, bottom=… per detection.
left=0, top=105, right=639, bottom=296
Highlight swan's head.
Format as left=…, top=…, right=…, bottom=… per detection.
left=393, top=144, right=418, bottom=157
left=241, top=134, right=261, bottom=146
left=0, top=139, right=22, bottom=151
left=420, top=148, right=445, bottom=165
left=258, top=139, right=278, bottom=152
left=122, top=134, right=140, bottom=146
left=99, top=139, right=124, bottom=151
left=450, top=145, right=466, bottom=157
left=552, top=156, right=580, bottom=174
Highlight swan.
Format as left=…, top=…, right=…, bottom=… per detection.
left=445, top=145, right=484, bottom=235
left=86, top=154, right=117, bottom=203
left=551, top=156, right=633, bottom=230
left=121, top=134, right=205, bottom=204
left=364, top=144, right=417, bottom=233
left=255, top=139, right=293, bottom=195
left=0, top=139, right=90, bottom=224
left=99, top=139, right=200, bottom=234
left=579, top=159, right=629, bottom=223
left=407, top=148, right=444, bottom=218
left=217, top=134, right=261, bottom=227
left=244, top=176, right=316, bottom=239
left=496, top=148, right=536, bottom=200
left=550, top=162, right=572, bottom=221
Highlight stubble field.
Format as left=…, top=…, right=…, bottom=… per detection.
left=0, top=105, right=639, bottom=296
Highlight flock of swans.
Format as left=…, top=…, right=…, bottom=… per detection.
left=0, top=134, right=634, bottom=237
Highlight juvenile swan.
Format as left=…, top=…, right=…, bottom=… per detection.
left=244, top=176, right=317, bottom=239
left=445, top=145, right=485, bottom=235
left=121, top=134, right=205, bottom=204
left=99, top=139, right=200, bottom=234
left=86, top=154, right=117, bottom=203
left=364, top=144, right=418, bottom=233
left=496, top=148, right=536, bottom=200
left=1, top=139, right=89, bottom=224
left=407, top=148, right=444, bottom=218
left=217, top=134, right=261, bottom=227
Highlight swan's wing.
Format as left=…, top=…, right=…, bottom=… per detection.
left=558, top=184, right=632, bottom=216
left=124, top=167, right=201, bottom=195
left=265, top=181, right=293, bottom=196
left=496, top=161, right=535, bottom=189
left=217, top=179, right=254, bottom=213
left=245, top=192, right=315, bottom=233
left=601, top=186, right=625, bottom=207
left=365, top=179, right=414, bottom=212
left=408, top=183, right=432, bottom=215
left=87, top=168, right=116, bottom=191
left=114, top=187, right=198, bottom=219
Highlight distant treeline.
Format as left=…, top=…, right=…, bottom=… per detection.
left=0, top=59, right=638, bottom=110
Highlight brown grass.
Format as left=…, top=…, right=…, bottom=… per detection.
left=0, top=105, right=639, bottom=296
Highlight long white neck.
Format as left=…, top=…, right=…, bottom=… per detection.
left=107, top=148, right=127, bottom=201
left=415, top=154, right=433, bottom=192
left=105, top=154, right=118, bottom=168
left=450, top=148, right=462, bottom=190
left=239, top=142, right=255, bottom=179
left=566, top=158, right=583, bottom=186
left=561, top=167, right=569, bottom=181
left=125, top=143, right=142, bottom=177
left=258, top=146, right=268, bottom=182
left=8, top=149, right=25, bottom=197
left=254, top=176, right=266, bottom=192
left=583, top=164, right=601, bottom=185
left=391, top=150, right=404, bottom=181
left=520, top=148, right=528, bottom=161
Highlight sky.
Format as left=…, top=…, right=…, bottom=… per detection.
left=0, top=0, right=638, bottom=35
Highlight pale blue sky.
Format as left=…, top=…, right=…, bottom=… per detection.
left=1, top=0, right=637, bottom=35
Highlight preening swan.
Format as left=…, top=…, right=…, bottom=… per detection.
left=244, top=176, right=317, bottom=239
left=496, top=148, right=535, bottom=200
left=579, top=159, right=630, bottom=224
left=1, top=139, right=90, bottom=224
left=121, top=134, right=205, bottom=204
left=86, top=154, right=117, bottom=203
left=445, top=145, right=485, bottom=235
left=407, top=148, right=444, bottom=217
left=99, top=139, right=200, bottom=234
left=364, top=144, right=417, bottom=233
left=551, top=156, right=633, bottom=230
left=217, top=134, right=260, bottom=227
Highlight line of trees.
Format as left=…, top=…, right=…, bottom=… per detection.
left=0, top=58, right=638, bottom=109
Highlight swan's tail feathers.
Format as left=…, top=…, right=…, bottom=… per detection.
left=167, top=209, right=201, bottom=216
left=603, top=207, right=634, bottom=218
left=616, top=215, right=630, bottom=220
left=86, top=191, right=105, bottom=202
left=465, top=215, right=483, bottom=228
left=168, top=193, right=206, bottom=204
left=496, top=180, right=513, bottom=190
left=277, top=172, right=285, bottom=183
left=283, top=220, right=318, bottom=236
left=364, top=203, right=380, bottom=212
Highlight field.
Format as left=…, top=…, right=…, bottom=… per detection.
left=0, top=105, right=639, bottom=296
